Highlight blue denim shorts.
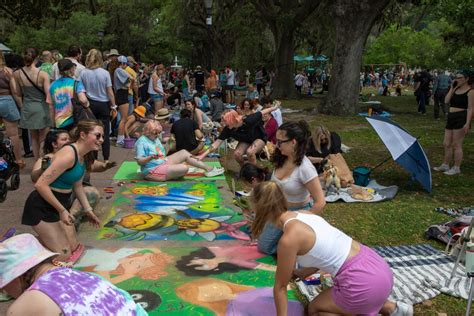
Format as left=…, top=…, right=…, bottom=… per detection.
left=150, top=93, right=163, bottom=101
left=0, top=95, right=20, bottom=121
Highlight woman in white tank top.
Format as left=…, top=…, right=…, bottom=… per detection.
left=251, top=181, right=412, bottom=316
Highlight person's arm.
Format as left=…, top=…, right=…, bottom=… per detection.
left=444, top=81, right=457, bottom=104
left=77, top=91, right=89, bottom=107
left=90, top=160, right=116, bottom=172
left=274, top=235, right=298, bottom=316
left=8, top=69, right=22, bottom=108
left=34, top=147, right=75, bottom=225
left=196, top=109, right=203, bottom=130
left=41, top=71, right=54, bottom=124
left=196, top=138, right=223, bottom=160
left=305, top=177, right=326, bottom=215
left=464, top=90, right=474, bottom=134
left=195, top=128, right=203, bottom=140
left=124, top=116, right=136, bottom=138
left=106, top=86, right=116, bottom=109
left=12, top=72, right=23, bottom=107
left=30, top=157, right=45, bottom=183
left=152, top=74, right=160, bottom=94
left=261, top=103, right=280, bottom=116
left=73, top=180, right=100, bottom=227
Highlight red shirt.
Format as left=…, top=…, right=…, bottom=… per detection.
left=264, top=117, right=278, bottom=144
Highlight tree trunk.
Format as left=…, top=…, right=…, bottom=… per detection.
left=271, top=28, right=297, bottom=99
left=323, top=0, right=391, bottom=115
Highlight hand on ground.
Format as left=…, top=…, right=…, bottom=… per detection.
left=86, top=211, right=101, bottom=228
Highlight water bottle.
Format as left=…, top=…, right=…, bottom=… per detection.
left=466, top=241, right=474, bottom=274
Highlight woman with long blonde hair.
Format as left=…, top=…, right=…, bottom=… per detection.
left=306, top=125, right=342, bottom=173
left=0, top=51, right=24, bottom=167
left=251, top=181, right=411, bottom=316
left=80, top=49, right=116, bottom=161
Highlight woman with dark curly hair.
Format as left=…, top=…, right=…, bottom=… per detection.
left=258, top=121, right=325, bottom=255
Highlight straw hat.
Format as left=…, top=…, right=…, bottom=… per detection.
left=155, top=108, right=170, bottom=120
left=108, top=49, right=120, bottom=57
left=133, top=105, right=146, bottom=118
left=0, top=234, right=58, bottom=288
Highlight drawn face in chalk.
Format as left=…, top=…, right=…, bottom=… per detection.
left=187, top=257, right=226, bottom=271
left=129, top=290, right=162, bottom=311
left=118, top=253, right=156, bottom=273
left=196, top=283, right=235, bottom=302
left=117, top=213, right=175, bottom=231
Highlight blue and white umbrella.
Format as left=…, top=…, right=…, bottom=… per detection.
left=366, top=116, right=432, bottom=192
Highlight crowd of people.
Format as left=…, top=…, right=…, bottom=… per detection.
left=6, top=43, right=470, bottom=315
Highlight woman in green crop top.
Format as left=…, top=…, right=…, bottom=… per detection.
left=22, top=119, right=104, bottom=263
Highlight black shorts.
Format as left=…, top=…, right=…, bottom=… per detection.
left=115, top=89, right=129, bottom=105
left=22, top=190, right=73, bottom=226
left=446, top=111, right=467, bottom=130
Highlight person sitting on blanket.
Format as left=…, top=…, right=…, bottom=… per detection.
left=30, top=129, right=115, bottom=228
left=251, top=181, right=413, bottom=316
left=0, top=234, right=147, bottom=315
left=306, top=125, right=342, bottom=174
left=197, top=103, right=279, bottom=166
left=135, top=120, right=224, bottom=181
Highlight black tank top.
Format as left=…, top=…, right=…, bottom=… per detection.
left=450, top=89, right=471, bottom=110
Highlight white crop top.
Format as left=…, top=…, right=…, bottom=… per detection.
left=284, top=212, right=352, bottom=276
left=271, top=156, right=318, bottom=203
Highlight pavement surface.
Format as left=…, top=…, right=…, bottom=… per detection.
left=0, top=144, right=245, bottom=314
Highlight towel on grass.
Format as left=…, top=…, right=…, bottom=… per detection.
left=325, top=180, right=398, bottom=203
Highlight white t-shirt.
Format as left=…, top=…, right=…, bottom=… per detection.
left=226, top=70, right=235, bottom=85
left=52, top=58, right=85, bottom=81
left=271, top=156, right=318, bottom=203
left=295, top=74, right=304, bottom=87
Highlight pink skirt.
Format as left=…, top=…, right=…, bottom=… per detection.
left=332, top=244, right=393, bottom=315
left=149, top=162, right=169, bottom=181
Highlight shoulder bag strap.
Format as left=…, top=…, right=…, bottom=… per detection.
left=20, top=68, right=45, bottom=95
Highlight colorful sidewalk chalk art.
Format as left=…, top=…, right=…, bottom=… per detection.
left=98, top=182, right=249, bottom=241
left=75, top=245, right=304, bottom=315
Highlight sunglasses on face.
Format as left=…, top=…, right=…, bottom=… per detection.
left=276, top=138, right=292, bottom=147
left=89, top=132, right=104, bottom=140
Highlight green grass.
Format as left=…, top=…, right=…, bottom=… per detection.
left=223, top=90, right=474, bottom=314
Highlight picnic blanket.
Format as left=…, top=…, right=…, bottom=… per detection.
left=325, top=180, right=398, bottom=203
left=296, top=244, right=471, bottom=305
left=113, top=161, right=225, bottom=181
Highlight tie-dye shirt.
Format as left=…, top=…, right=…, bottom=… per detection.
left=28, top=267, right=147, bottom=315
left=50, top=77, right=85, bottom=128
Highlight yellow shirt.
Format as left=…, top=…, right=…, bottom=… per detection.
left=125, top=66, right=137, bottom=95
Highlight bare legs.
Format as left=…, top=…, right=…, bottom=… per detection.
left=307, top=288, right=397, bottom=316
left=441, top=128, right=467, bottom=168
left=33, top=220, right=77, bottom=261
left=234, top=139, right=265, bottom=166
left=153, top=99, right=164, bottom=114
left=145, top=149, right=213, bottom=182
left=117, top=103, right=129, bottom=138
left=3, top=119, right=21, bottom=163
left=30, top=128, right=48, bottom=159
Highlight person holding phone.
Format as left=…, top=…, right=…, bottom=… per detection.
left=433, top=69, right=473, bottom=175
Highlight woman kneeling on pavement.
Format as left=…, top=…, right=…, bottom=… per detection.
left=0, top=234, right=147, bottom=315
left=251, top=181, right=413, bottom=316
left=22, top=120, right=102, bottom=264
left=135, top=120, right=224, bottom=181
left=30, top=129, right=115, bottom=228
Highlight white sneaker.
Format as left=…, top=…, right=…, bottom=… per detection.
left=444, top=166, right=460, bottom=175
left=390, top=301, right=413, bottom=316
left=205, top=167, right=225, bottom=177
left=433, top=163, right=449, bottom=172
